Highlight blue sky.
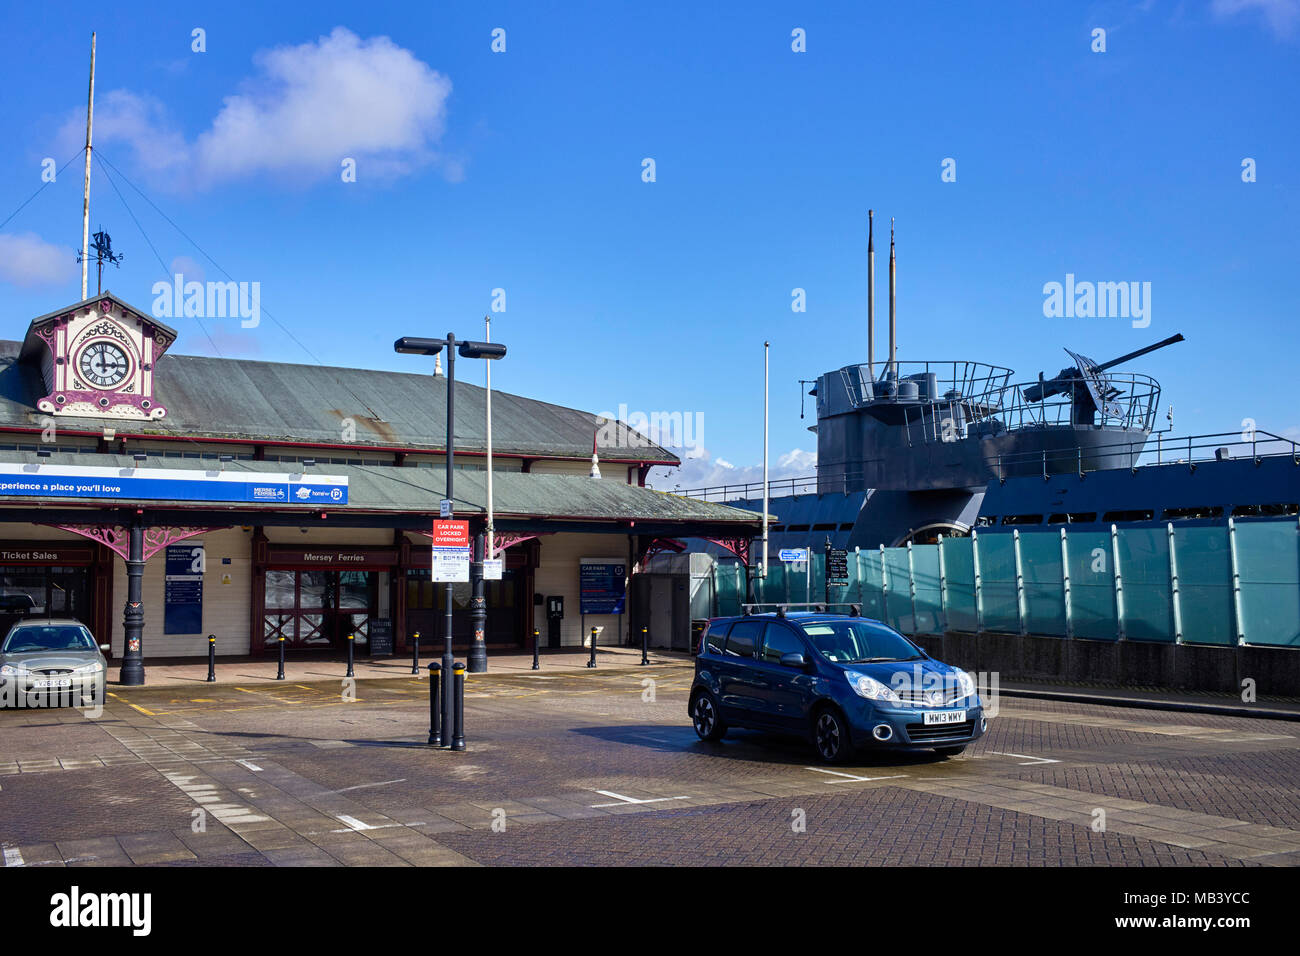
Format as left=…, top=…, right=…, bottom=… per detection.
left=0, top=1, right=1296, bottom=488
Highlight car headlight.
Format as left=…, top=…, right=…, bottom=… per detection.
left=954, top=669, right=977, bottom=700
left=0, top=663, right=30, bottom=678
left=845, top=669, right=901, bottom=703
left=73, top=662, right=103, bottom=675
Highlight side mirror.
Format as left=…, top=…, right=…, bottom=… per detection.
left=99, top=644, right=111, bottom=652
left=779, top=652, right=807, bottom=668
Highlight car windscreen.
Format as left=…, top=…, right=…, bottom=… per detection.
left=799, top=620, right=922, bottom=664
left=2, top=626, right=96, bottom=654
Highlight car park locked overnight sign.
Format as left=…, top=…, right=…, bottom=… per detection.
left=431, top=519, right=471, bottom=582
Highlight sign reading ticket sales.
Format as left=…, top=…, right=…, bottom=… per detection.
left=431, top=519, right=470, bottom=583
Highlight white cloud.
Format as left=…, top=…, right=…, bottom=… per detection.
left=1212, top=0, right=1300, bottom=37
left=56, top=28, right=454, bottom=189
left=0, top=233, right=77, bottom=288
left=647, top=447, right=817, bottom=494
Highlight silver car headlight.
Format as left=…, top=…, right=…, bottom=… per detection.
left=954, top=669, right=977, bottom=700
left=845, top=669, right=901, bottom=703
left=0, top=663, right=30, bottom=678
left=73, top=662, right=103, bottom=675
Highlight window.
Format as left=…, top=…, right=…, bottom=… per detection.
left=1001, top=514, right=1043, bottom=526
left=703, top=623, right=728, bottom=655
left=1102, top=509, right=1154, bottom=523
left=800, top=619, right=921, bottom=664
left=724, top=620, right=762, bottom=658
left=1048, top=512, right=1097, bottom=524
left=1162, top=506, right=1224, bottom=520
left=1231, top=503, right=1299, bottom=518
left=760, top=624, right=805, bottom=663
left=786, top=524, right=811, bottom=532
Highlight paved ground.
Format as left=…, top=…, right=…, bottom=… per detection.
left=2, top=661, right=1299, bottom=867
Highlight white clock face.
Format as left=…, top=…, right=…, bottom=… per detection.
left=78, top=341, right=130, bottom=389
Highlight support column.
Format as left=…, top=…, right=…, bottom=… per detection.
left=119, top=519, right=146, bottom=686
left=468, top=527, right=488, bottom=673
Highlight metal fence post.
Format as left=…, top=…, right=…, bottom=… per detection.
left=906, top=541, right=918, bottom=636
left=1013, top=529, right=1027, bottom=637
left=972, top=530, right=984, bottom=633
left=206, top=634, right=216, bottom=682
left=854, top=546, right=863, bottom=610
left=936, top=535, right=948, bottom=634
left=452, top=663, right=466, bottom=751
left=346, top=632, right=355, bottom=677
left=277, top=635, right=286, bottom=680
left=1060, top=528, right=1073, bottom=640
left=427, top=662, right=442, bottom=746
left=879, top=544, right=890, bottom=628
left=1167, top=523, right=1183, bottom=644
left=1110, top=524, right=1126, bottom=641
left=587, top=626, right=598, bottom=668
left=411, top=630, right=421, bottom=675
left=1228, top=517, right=1246, bottom=645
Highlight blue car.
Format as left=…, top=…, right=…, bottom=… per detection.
left=689, top=609, right=988, bottom=764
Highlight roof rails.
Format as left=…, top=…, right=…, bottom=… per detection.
left=740, top=602, right=862, bottom=618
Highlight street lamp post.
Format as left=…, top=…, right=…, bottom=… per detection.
left=395, top=333, right=507, bottom=709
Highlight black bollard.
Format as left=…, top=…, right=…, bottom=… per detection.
left=532, top=628, right=540, bottom=670
left=276, top=635, right=286, bottom=680
left=587, top=626, right=597, bottom=668
left=346, top=632, right=355, bottom=678
left=640, top=625, right=649, bottom=665
left=452, top=662, right=466, bottom=752
left=410, top=630, right=421, bottom=675
left=206, top=634, right=216, bottom=682
left=427, top=662, right=442, bottom=745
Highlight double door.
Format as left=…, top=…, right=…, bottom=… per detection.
left=264, top=569, right=377, bottom=650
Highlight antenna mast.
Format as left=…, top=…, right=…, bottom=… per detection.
left=80, top=32, right=96, bottom=301
left=867, top=210, right=875, bottom=380
left=888, top=217, right=897, bottom=378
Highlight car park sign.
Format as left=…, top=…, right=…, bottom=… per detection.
left=779, top=548, right=810, bottom=562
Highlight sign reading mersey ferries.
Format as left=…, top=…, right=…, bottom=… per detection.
left=0, top=464, right=348, bottom=505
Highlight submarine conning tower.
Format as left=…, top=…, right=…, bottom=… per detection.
left=810, top=215, right=1183, bottom=496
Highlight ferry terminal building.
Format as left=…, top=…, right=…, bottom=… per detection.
left=0, top=293, right=761, bottom=677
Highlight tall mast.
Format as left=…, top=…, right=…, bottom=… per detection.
left=867, top=210, right=875, bottom=380
left=81, top=32, right=96, bottom=301
left=888, top=217, right=897, bottom=378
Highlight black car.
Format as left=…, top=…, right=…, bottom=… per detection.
left=689, top=608, right=987, bottom=763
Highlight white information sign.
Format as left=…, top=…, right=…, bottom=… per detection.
left=483, top=559, right=503, bottom=581
left=432, top=547, right=470, bottom=582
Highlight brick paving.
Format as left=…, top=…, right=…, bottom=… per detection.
left=2, top=661, right=1298, bottom=866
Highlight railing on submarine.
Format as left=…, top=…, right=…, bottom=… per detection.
left=674, top=430, right=1300, bottom=502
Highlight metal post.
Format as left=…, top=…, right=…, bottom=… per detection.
left=879, top=544, right=889, bottom=627
left=971, top=530, right=984, bottom=633
left=276, top=635, right=285, bottom=680
left=452, top=663, right=466, bottom=751
left=824, top=536, right=832, bottom=608
left=119, top=519, right=146, bottom=686
left=206, top=634, right=216, bottom=682
left=346, top=632, right=355, bottom=677
left=587, top=626, right=598, bottom=668
left=1110, top=524, right=1126, bottom=641
left=532, top=628, right=540, bottom=670
left=442, top=333, right=457, bottom=751
left=1167, top=523, right=1183, bottom=644
left=468, top=529, right=488, bottom=673
left=936, top=535, right=948, bottom=634
left=1013, top=529, right=1027, bottom=637
left=855, top=546, right=862, bottom=611
left=411, top=630, right=421, bottom=675
left=1060, top=528, right=1074, bottom=640
left=427, top=662, right=441, bottom=745
left=640, top=625, right=649, bottom=665
left=906, top=541, right=918, bottom=636
left=1228, top=517, right=1245, bottom=645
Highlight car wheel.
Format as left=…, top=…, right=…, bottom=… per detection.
left=934, top=745, right=966, bottom=757
left=691, top=691, right=727, bottom=742
left=813, top=707, right=851, bottom=764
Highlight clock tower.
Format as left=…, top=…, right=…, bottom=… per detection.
left=20, top=293, right=176, bottom=421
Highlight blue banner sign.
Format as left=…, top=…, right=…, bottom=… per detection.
left=164, top=543, right=204, bottom=635
left=0, top=464, right=348, bottom=505
left=580, top=558, right=627, bottom=614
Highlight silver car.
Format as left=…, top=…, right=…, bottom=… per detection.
left=0, top=619, right=109, bottom=708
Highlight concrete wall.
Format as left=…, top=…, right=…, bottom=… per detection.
left=921, top=631, right=1300, bottom=699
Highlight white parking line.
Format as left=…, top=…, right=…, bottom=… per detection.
left=3, top=847, right=23, bottom=867
left=334, top=814, right=376, bottom=831
left=805, top=767, right=908, bottom=783
left=236, top=759, right=263, bottom=772
left=591, top=789, right=689, bottom=807
left=334, top=778, right=406, bottom=794
left=989, top=751, right=1060, bottom=766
